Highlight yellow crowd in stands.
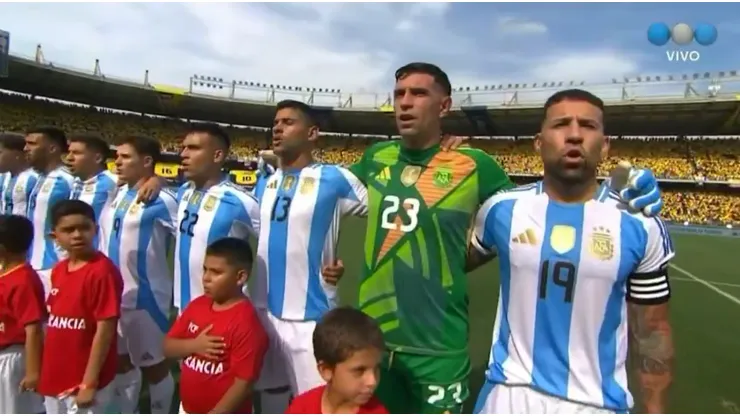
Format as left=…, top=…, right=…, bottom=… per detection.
left=0, top=93, right=738, bottom=226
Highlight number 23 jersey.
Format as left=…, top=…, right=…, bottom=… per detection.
left=350, top=141, right=512, bottom=355
left=471, top=183, right=675, bottom=411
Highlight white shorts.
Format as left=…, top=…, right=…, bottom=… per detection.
left=43, top=380, right=115, bottom=414
left=263, top=311, right=324, bottom=395
left=254, top=309, right=290, bottom=391
left=37, top=269, right=52, bottom=301
left=117, top=308, right=167, bottom=367
left=0, top=345, right=45, bottom=413
left=474, top=383, right=621, bottom=414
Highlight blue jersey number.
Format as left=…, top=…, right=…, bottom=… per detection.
left=179, top=209, right=200, bottom=237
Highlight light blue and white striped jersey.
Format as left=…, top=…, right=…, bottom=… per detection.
left=28, top=166, right=75, bottom=270
left=1, top=168, right=38, bottom=215
left=174, top=179, right=260, bottom=310
left=254, top=165, right=367, bottom=321
left=70, top=170, right=119, bottom=249
left=0, top=172, right=6, bottom=211
left=99, top=185, right=178, bottom=330
left=472, top=182, right=675, bottom=412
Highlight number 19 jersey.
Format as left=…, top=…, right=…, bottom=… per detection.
left=471, top=183, right=675, bottom=411
left=350, top=141, right=513, bottom=355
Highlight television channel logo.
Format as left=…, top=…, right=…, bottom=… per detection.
left=647, top=23, right=717, bottom=62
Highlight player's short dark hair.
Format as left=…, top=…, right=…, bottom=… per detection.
left=68, top=133, right=111, bottom=160
left=275, top=100, right=318, bottom=126
left=313, top=306, right=385, bottom=366
left=26, top=126, right=68, bottom=153
left=544, top=89, right=605, bottom=114
left=395, top=62, right=452, bottom=96
left=0, top=215, right=34, bottom=255
left=0, top=133, right=26, bottom=152
left=50, top=200, right=96, bottom=228
left=117, top=135, right=162, bottom=164
left=187, top=122, right=231, bottom=151
left=206, top=237, right=254, bottom=271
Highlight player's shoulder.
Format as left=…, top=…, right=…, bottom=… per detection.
left=455, top=146, right=497, bottom=163
left=361, top=140, right=401, bottom=162
left=220, top=181, right=258, bottom=204
left=488, top=182, right=541, bottom=205
left=21, top=168, right=39, bottom=179
left=52, top=166, right=75, bottom=182
left=155, top=187, right=178, bottom=204
left=316, top=163, right=357, bottom=181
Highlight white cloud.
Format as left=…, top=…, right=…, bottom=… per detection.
left=495, top=16, right=548, bottom=35
left=0, top=3, right=659, bottom=109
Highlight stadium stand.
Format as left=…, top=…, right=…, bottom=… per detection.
left=1, top=91, right=737, bottom=227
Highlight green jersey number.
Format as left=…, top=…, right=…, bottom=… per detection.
left=381, top=195, right=420, bottom=232
left=427, top=382, right=464, bottom=405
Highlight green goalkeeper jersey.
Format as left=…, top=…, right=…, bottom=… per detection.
left=349, top=141, right=513, bottom=355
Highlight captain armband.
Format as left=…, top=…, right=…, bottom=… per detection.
left=627, top=264, right=671, bottom=305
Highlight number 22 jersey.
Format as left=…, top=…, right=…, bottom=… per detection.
left=471, top=183, right=675, bottom=411
left=349, top=141, right=513, bottom=355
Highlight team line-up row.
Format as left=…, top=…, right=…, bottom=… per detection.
left=0, top=63, right=671, bottom=414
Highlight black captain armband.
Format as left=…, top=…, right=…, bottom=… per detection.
left=627, top=266, right=671, bottom=305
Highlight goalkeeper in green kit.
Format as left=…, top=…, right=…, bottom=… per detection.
left=347, top=62, right=513, bottom=413
left=345, top=62, right=665, bottom=414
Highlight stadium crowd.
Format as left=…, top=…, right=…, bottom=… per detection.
left=0, top=92, right=737, bottom=226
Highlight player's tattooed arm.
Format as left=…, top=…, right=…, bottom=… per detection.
left=465, top=244, right=498, bottom=273
left=628, top=303, right=674, bottom=414
left=209, top=379, right=254, bottom=413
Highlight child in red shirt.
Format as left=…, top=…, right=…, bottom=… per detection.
left=0, top=215, right=46, bottom=413
left=287, top=307, right=388, bottom=414
left=37, top=200, right=123, bottom=414
left=164, top=237, right=268, bottom=414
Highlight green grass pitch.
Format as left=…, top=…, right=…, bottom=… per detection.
left=146, top=218, right=740, bottom=414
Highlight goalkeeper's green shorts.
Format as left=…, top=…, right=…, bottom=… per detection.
left=375, top=349, right=471, bottom=414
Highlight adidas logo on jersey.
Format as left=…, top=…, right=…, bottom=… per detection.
left=512, top=228, right=538, bottom=245
left=376, top=167, right=391, bottom=184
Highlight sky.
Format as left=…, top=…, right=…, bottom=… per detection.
left=1, top=2, right=740, bottom=108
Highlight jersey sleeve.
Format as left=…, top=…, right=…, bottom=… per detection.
left=471, top=195, right=500, bottom=255
left=89, top=261, right=123, bottom=321
left=233, top=189, right=261, bottom=235
left=11, top=271, right=47, bottom=327
left=627, top=216, right=676, bottom=305
left=464, top=149, right=515, bottom=201
left=229, top=308, right=268, bottom=382
left=156, top=190, right=179, bottom=236
left=335, top=167, right=368, bottom=217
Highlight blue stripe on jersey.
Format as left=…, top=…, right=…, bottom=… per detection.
left=178, top=191, right=206, bottom=308
left=531, top=201, right=585, bottom=398
left=3, top=174, right=18, bottom=214
left=597, top=213, right=647, bottom=409
left=136, top=200, right=170, bottom=331
left=488, top=198, right=517, bottom=382
left=304, top=169, right=341, bottom=319
left=267, top=173, right=300, bottom=317
left=106, top=191, right=131, bottom=267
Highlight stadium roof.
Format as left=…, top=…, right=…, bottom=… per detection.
left=1, top=54, right=740, bottom=136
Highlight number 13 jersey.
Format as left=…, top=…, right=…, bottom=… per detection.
left=254, top=164, right=367, bottom=321
left=350, top=141, right=512, bottom=355
left=471, top=182, right=675, bottom=411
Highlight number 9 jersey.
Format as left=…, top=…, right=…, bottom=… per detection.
left=471, top=182, right=675, bottom=412
left=350, top=141, right=512, bottom=355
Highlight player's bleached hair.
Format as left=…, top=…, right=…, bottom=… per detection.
left=205, top=237, right=254, bottom=271
left=544, top=89, right=605, bottom=113
left=0, top=132, right=26, bottom=152
left=0, top=214, right=34, bottom=255
left=313, top=306, right=385, bottom=366
left=50, top=200, right=96, bottom=228
left=395, top=62, right=452, bottom=96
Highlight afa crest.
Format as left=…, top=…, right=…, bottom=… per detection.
left=432, top=167, right=453, bottom=188
left=129, top=203, right=141, bottom=215
left=84, top=184, right=94, bottom=193
left=588, top=226, right=614, bottom=261
left=41, top=182, right=52, bottom=193
left=204, top=196, right=217, bottom=212
left=401, top=165, right=421, bottom=187
left=300, top=177, right=316, bottom=194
